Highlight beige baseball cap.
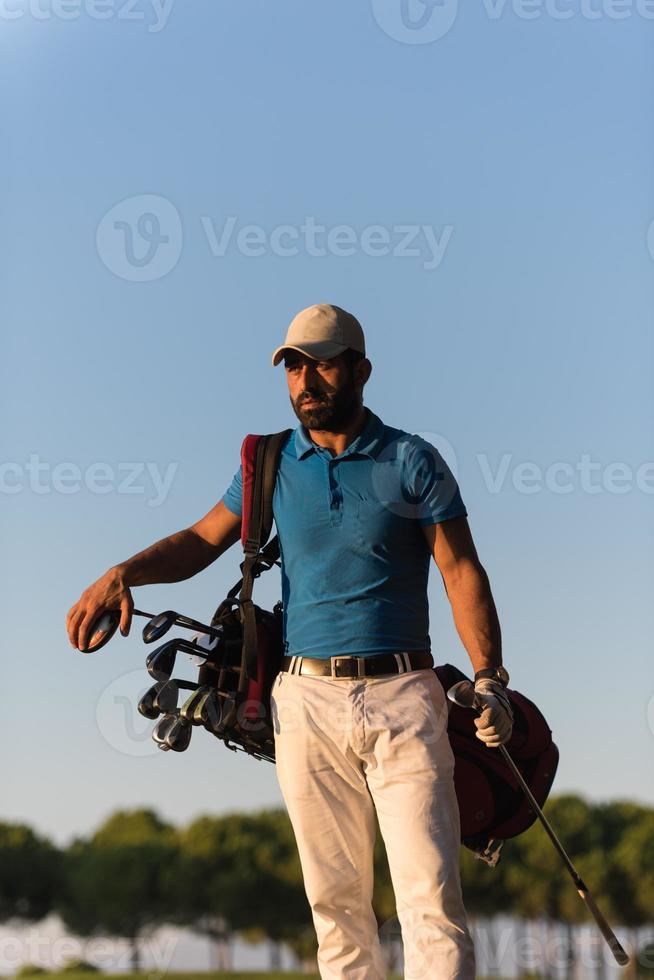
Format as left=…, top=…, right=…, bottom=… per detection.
left=271, top=303, right=366, bottom=367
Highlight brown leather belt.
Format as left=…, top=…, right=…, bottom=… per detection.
left=279, top=650, right=434, bottom=679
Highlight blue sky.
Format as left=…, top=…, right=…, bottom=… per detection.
left=2, top=0, right=653, bottom=845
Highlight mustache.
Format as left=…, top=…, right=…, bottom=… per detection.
left=299, top=395, right=328, bottom=406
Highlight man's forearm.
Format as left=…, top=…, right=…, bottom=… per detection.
left=115, top=528, right=223, bottom=588
left=442, top=559, right=502, bottom=675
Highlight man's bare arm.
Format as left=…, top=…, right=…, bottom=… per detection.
left=421, top=515, right=502, bottom=676
left=67, top=500, right=241, bottom=651
left=119, top=500, right=242, bottom=586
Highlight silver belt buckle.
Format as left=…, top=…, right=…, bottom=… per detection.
left=330, top=655, right=365, bottom=679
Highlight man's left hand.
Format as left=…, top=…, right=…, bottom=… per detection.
left=473, top=679, right=513, bottom=748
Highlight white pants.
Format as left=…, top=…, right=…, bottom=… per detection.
left=270, top=665, right=476, bottom=980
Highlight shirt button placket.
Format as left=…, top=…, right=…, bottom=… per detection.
left=328, top=459, right=343, bottom=527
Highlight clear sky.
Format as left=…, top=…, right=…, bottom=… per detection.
left=2, top=0, right=653, bottom=846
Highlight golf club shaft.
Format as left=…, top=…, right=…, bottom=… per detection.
left=174, top=614, right=222, bottom=637
left=495, top=743, right=629, bottom=964
left=469, top=689, right=629, bottom=966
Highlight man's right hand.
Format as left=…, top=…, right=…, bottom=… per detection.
left=67, top=568, right=134, bottom=652
left=66, top=501, right=241, bottom=652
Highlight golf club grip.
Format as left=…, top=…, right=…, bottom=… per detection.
left=579, top=889, right=630, bottom=965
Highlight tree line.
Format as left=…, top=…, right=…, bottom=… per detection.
left=1, top=794, right=652, bottom=978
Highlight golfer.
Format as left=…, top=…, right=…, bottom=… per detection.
left=67, top=303, right=513, bottom=980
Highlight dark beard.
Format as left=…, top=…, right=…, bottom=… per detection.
left=291, top=374, right=361, bottom=432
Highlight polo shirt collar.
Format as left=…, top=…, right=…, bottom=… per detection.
left=294, top=406, right=384, bottom=461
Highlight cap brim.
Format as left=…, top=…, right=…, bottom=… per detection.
left=271, top=341, right=349, bottom=367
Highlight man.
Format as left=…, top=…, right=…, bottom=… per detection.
left=67, top=303, right=512, bottom=980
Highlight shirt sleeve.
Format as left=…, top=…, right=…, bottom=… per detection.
left=402, top=435, right=468, bottom=526
left=220, top=462, right=243, bottom=518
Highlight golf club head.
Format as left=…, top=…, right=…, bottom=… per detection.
left=193, top=689, right=227, bottom=734
left=220, top=696, right=238, bottom=730
left=138, top=682, right=164, bottom=720
left=180, top=687, right=210, bottom=723
left=153, top=679, right=180, bottom=714
left=84, top=610, right=120, bottom=653
left=446, top=679, right=482, bottom=712
left=146, top=640, right=180, bottom=681
left=164, top=716, right=192, bottom=752
left=143, top=610, right=222, bottom=645
left=186, top=632, right=221, bottom=666
left=152, top=713, right=177, bottom=751
left=142, top=611, right=177, bottom=645
left=192, top=689, right=215, bottom=726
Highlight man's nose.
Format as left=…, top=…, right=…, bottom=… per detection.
left=296, top=362, right=318, bottom=384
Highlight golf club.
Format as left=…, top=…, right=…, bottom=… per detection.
left=142, top=610, right=223, bottom=645
left=151, top=712, right=178, bottom=752
left=146, top=638, right=213, bottom=682
left=85, top=608, right=154, bottom=653
left=186, top=631, right=221, bottom=666
left=138, top=682, right=164, bottom=720
left=179, top=686, right=212, bottom=723
left=161, top=714, right=192, bottom=752
left=153, top=678, right=198, bottom=714
left=192, top=688, right=224, bottom=731
left=446, top=679, right=630, bottom=967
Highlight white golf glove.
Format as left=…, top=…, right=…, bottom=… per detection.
left=473, top=678, right=513, bottom=748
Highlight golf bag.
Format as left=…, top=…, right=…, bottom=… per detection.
left=195, top=429, right=292, bottom=763
left=435, top=662, right=559, bottom=863
left=200, top=430, right=559, bottom=862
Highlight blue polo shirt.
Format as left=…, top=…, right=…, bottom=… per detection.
left=220, top=406, right=467, bottom=659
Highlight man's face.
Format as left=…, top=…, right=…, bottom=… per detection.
left=284, top=350, right=362, bottom=430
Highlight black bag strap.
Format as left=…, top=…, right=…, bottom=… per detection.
left=238, top=429, right=292, bottom=682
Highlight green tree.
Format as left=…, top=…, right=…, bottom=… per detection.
left=0, top=823, right=61, bottom=926
left=612, top=809, right=654, bottom=975
left=57, top=809, right=177, bottom=971
left=173, top=810, right=312, bottom=971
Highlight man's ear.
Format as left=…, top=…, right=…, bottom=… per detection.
left=357, top=358, right=372, bottom=386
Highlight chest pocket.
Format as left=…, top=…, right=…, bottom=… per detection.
left=354, top=496, right=401, bottom=552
